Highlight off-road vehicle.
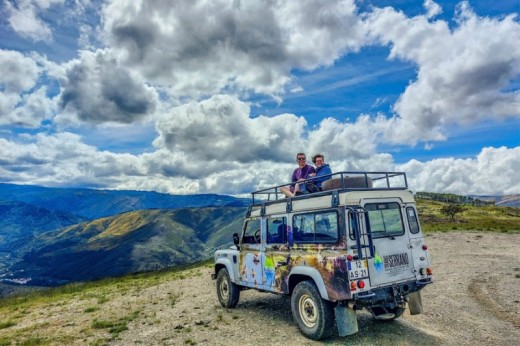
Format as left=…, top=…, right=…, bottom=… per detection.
left=212, top=171, right=433, bottom=340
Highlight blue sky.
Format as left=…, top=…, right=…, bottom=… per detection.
left=0, top=0, right=519, bottom=196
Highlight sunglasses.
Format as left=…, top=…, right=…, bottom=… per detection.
left=297, top=157, right=306, bottom=161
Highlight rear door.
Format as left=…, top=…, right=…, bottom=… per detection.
left=362, top=199, right=416, bottom=287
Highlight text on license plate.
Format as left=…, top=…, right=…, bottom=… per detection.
left=347, top=259, right=369, bottom=279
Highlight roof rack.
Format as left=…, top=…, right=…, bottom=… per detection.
left=251, top=171, right=408, bottom=205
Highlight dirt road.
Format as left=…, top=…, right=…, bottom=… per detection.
left=113, top=231, right=520, bottom=345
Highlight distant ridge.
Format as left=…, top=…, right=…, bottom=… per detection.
left=469, top=194, right=520, bottom=207
left=0, top=183, right=250, bottom=219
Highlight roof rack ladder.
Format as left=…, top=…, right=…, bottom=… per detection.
left=348, top=207, right=375, bottom=260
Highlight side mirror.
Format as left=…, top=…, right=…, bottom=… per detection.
left=233, top=233, right=240, bottom=246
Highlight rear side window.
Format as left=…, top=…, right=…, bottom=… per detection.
left=406, top=207, right=420, bottom=234
left=292, top=210, right=338, bottom=243
left=365, top=202, right=405, bottom=237
left=267, top=217, right=287, bottom=244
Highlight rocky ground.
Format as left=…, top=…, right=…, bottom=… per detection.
left=1, top=231, right=519, bottom=345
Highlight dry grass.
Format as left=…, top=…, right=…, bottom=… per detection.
left=0, top=261, right=212, bottom=345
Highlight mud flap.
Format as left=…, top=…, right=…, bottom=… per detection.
left=335, top=305, right=358, bottom=336
left=407, top=291, right=423, bottom=315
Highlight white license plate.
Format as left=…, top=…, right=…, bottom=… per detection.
left=348, top=259, right=369, bottom=279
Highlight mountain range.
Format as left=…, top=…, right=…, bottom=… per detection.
left=0, top=183, right=250, bottom=219
left=469, top=195, right=520, bottom=207
left=0, top=183, right=249, bottom=286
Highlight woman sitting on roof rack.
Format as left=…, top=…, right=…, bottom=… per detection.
left=305, top=153, right=332, bottom=193
left=280, top=152, right=315, bottom=198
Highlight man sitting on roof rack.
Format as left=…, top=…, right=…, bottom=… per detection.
left=280, top=152, right=315, bottom=198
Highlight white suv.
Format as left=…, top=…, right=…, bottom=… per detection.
left=212, top=171, right=433, bottom=340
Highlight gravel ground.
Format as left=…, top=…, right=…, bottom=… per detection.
left=113, top=231, right=520, bottom=346
left=2, top=232, right=518, bottom=345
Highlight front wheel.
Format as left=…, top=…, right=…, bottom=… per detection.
left=291, top=281, right=334, bottom=340
left=216, top=268, right=240, bottom=308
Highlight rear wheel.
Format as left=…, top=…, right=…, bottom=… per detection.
left=216, top=268, right=240, bottom=308
left=291, top=281, right=334, bottom=340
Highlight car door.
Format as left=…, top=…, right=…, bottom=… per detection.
left=361, top=199, right=416, bottom=287
left=238, top=217, right=264, bottom=288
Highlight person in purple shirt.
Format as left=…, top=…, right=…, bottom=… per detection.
left=280, top=152, right=316, bottom=198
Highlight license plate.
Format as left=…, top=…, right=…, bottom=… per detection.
left=348, top=259, right=369, bottom=279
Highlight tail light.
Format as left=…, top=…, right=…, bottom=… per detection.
left=420, top=267, right=433, bottom=276
left=422, top=245, right=428, bottom=250
left=357, top=280, right=365, bottom=289
left=350, top=282, right=357, bottom=291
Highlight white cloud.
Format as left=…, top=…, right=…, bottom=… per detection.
left=423, top=0, right=442, bottom=19
left=57, top=49, right=158, bottom=125
left=0, top=132, right=146, bottom=187
left=4, top=0, right=54, bottom=42
left=11, top=87, right=56, bottom=127
left=154, top=94, right=306, bottom=163
left=0, top=50, right=53, bottom=127
left=307, top=115, right=384, bottom=160
left=0, top=50, right=39, bottom=93
left=399, top=146, right=520, bottom=195
left=101, top=0, right=365, bottom=98
left=366, top=2, right=520, bottom=144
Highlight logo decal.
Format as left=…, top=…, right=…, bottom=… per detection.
left=383, top=253, right=409, bottom=269
left=374, top=253, right=384, bottom=272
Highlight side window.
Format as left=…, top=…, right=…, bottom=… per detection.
left=242, top=218, right=261, bottom=244
left=292, top=211, right=338, bottom=243
left=407, top=207, right=420, bottom=234
left=365, top=202, right=405, bottom=237
left=266, top=217, right=287, bottom=244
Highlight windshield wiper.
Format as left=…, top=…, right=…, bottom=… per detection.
left=380, top=230, right=395, bottom=240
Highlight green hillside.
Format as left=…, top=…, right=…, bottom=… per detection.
left=416, top=198, right=520, bottom=233
left=7, top=207, right=246, bottom=285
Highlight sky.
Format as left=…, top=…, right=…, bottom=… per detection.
left=0, top=0, right=519, bottom=197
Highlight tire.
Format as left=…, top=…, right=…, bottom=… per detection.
left=291, top=281, right=334, bottom=340
left=216, top=268, right=240, bottom=308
